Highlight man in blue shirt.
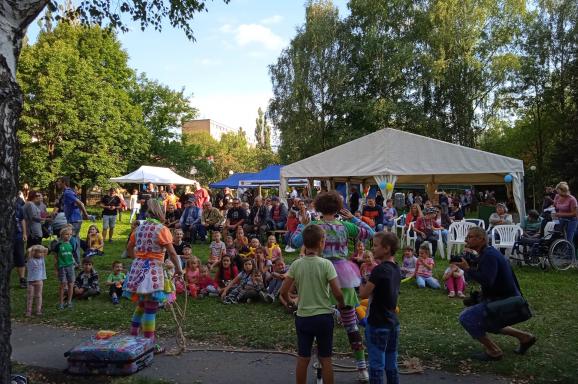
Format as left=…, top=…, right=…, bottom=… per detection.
left=55, top=176, right=89, bottom=261
left=178, top=196, right=204, bottom=243
left=456, top=226, right=536, bottom=361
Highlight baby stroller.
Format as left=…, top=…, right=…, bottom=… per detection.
left=513, top=221, right=576, bottom=270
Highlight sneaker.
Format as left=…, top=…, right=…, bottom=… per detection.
left=259, top=291, right=269, bottom=302
left=246, top=298, right=252, bottom=304
left=208, top=292, right=219, bottom=297
left=67, top=302, right=74, bottom=309
left=285, top=245, right=295, bottom=253
left=19, top=278, right=27, bottom=289
left=58, top=304, right=65, bottom=310
left=266, top=294, right=275, bottom=304
left=448, top=291, right=456, bottom=298
left=357, top=368, right=369, bottom=383
left=112, top=297, right=119, bottom=305
left=457, top=291, right=466, bottom=298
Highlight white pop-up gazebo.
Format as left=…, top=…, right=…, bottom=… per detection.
left=110, top=165, right=196, bottom=185
left=280, top=128, right=526, bottom=217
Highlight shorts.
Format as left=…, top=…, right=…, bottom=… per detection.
left=13, top=238, right=25, bottom=268
left=71, top=221, right=82, bottom=236
left=295, top=313, right=334, bottom=358
left=58, top=265, right=75, bottom=283
left=102, top=215, right=117, bottom=230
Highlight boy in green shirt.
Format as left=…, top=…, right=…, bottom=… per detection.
left=55, top=226, right=75, bottom=309
left=106, top=261, right=126, bottom=305
left=281, top=224, right=344, bottom=384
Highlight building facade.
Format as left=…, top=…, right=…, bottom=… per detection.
left=182, top=119, right=236, bottom=141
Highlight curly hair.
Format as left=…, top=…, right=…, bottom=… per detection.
left=313, top=190, right=343, bottom=215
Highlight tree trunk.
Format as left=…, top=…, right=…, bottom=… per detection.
left=0, top=1, right=48, bottom=381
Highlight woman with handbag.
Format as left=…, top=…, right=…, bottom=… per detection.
left=455, top=226, right=536, bottom=361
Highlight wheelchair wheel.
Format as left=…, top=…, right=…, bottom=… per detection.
left=548, top=239, right=576, bottom=271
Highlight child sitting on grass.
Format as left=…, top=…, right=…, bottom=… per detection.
left=284, top=210, right=299, bottom=252
left=224, top=235, right=237, bottom=259
left=349, top=241, right=366, bottom=268
left=263, top=257, right=288, bottom=303
left=221, top=259, right=264, bottom=304
left=85, top=224, right=104, bottom=257
left=400, top=246, right=418, bottom=279
left=74, top=258, right=100, bottom=300
left=208, top=231, right=226, bottom=269
left=54, top=226, right=76, bottom=309
left=266, top=234, right=282, bottom=261
left=280, top=224, right=344, bottom=384
left=442, top=263, right=466, bottom=298
left=359, top=251, right=378, bottom=284
left=26, top=245, right=48, bottom=317
left=180, top=246, right=193, bottom=269
left=414, top=242, right=440, bottom=289
left=106, top=260, right=125, bottom=304
left=183, top=256, right=201, bottom=297
left=198, top=265, right=218, bottom=297
left=214, top=255, right=238, bottom=295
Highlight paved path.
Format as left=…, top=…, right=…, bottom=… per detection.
left=11, top=323, right=508, bottom=384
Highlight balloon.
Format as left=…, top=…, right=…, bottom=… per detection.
left=504, top=174, right=513, bottom=183
left=386, top=182, right=394, bottom=191
left=378, top=181, right=386, bottom=190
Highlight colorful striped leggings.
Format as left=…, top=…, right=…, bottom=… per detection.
left=130, top=300, right=159, bottom=340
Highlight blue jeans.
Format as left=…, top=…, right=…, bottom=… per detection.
left=559, top=217, right=577, bottom=244
left=416, top=276, right=440, bottom=289
left=440, top=229, right=448, bottom=245
left=365, top=325, right=400, bottom=384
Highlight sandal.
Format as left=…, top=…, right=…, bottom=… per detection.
left=514, top=336, right=537, bottom=355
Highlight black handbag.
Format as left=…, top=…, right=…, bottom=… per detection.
left=483, top=269, right=532, bottom=330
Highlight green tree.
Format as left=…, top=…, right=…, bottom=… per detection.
left=0, top=2, right=228, bottom=380
left=269, top=0, right=351, bottom=162
left=17, top=22, right=149, bottom=200
left=254, top=107, right=272, bottom=150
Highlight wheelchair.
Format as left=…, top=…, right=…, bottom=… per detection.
left=512, top=226, right=576, bottom=271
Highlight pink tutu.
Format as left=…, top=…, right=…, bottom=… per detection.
left=332, top=259, right=361, bottom=288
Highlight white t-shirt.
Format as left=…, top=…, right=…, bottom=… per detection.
left=27, top=257, right=47, bottom=281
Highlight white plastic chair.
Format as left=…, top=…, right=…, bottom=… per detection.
left=435, top=229, right=446, bottom=259
left=491, top=224, right=523, bottom=256
left=465, top=218, right=485, bottom=230
left=447, top=221, right=477, bottom=258
left=405, top=222, right=418, bottom=250
left=394, top=214, right=406, bottom=244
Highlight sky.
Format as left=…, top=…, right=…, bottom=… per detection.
left=29, top=0, right=349, bottom=141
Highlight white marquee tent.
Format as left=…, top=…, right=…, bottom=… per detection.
left=110, top=165, right=196, bottom=185
left=280, top=128, right=526, bottom=217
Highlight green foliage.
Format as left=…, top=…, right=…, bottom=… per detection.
left=254, top=107, right=271, bottom=150
left=131, top=74, right=211, bottom=181
left=17, top=22, right=149, bottom=193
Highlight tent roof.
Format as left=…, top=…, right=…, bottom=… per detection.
left=110, top=166, right=196, bottom=185
left=240, top=165, right=308, bottom=187
left=209, top=172, right=255, bottom=189
left=281, top=128, right=524, bottom=184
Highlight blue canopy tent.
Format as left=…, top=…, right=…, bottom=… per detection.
left=239, top=165, right=308, bottom=188
left=209, top=172, right=255, bottom=189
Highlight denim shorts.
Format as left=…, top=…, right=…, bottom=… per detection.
left=102, top=215, right=117, bottom=229
left=58, top=265, right=75, bottom=283
left=295, top=313, right=334, bottom=358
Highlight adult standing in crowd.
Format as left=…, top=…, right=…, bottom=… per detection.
left=124, top=199, right=183, bottom=354
left=55, top=176, right=89, bottom=260
left=101, top=188, right=121, bottom=243
left=201, top=200, right=224, bottom=234
left=553, top=181, right=577, bottom=243
left=14, top=201, right=27, bottom=288
left=349, top=187, right=360, bottom=214
left=193, top=181, right=210, bottom=209
left=224, top=198, right=247, bottom=236
left=216, top=187, right=234, bottom=213
left=23, top=191, right=48, bottom=247
left=456, top=227, right=536, bottom=361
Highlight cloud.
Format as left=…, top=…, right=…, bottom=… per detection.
left=220, top=22, right=285, bottom=51
left=235, top=24, right=286, bottom=51
left=260, top=15, right=283, bottom=25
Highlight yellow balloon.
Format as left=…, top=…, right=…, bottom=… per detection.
left=356, top=306, right=366, bottom=320
left=360, top=299, right=369, bottom=307
left=386, top=182, right=394, bottom=191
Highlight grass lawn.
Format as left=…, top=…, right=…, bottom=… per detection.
left=10, top=213, right=578, bottom=383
